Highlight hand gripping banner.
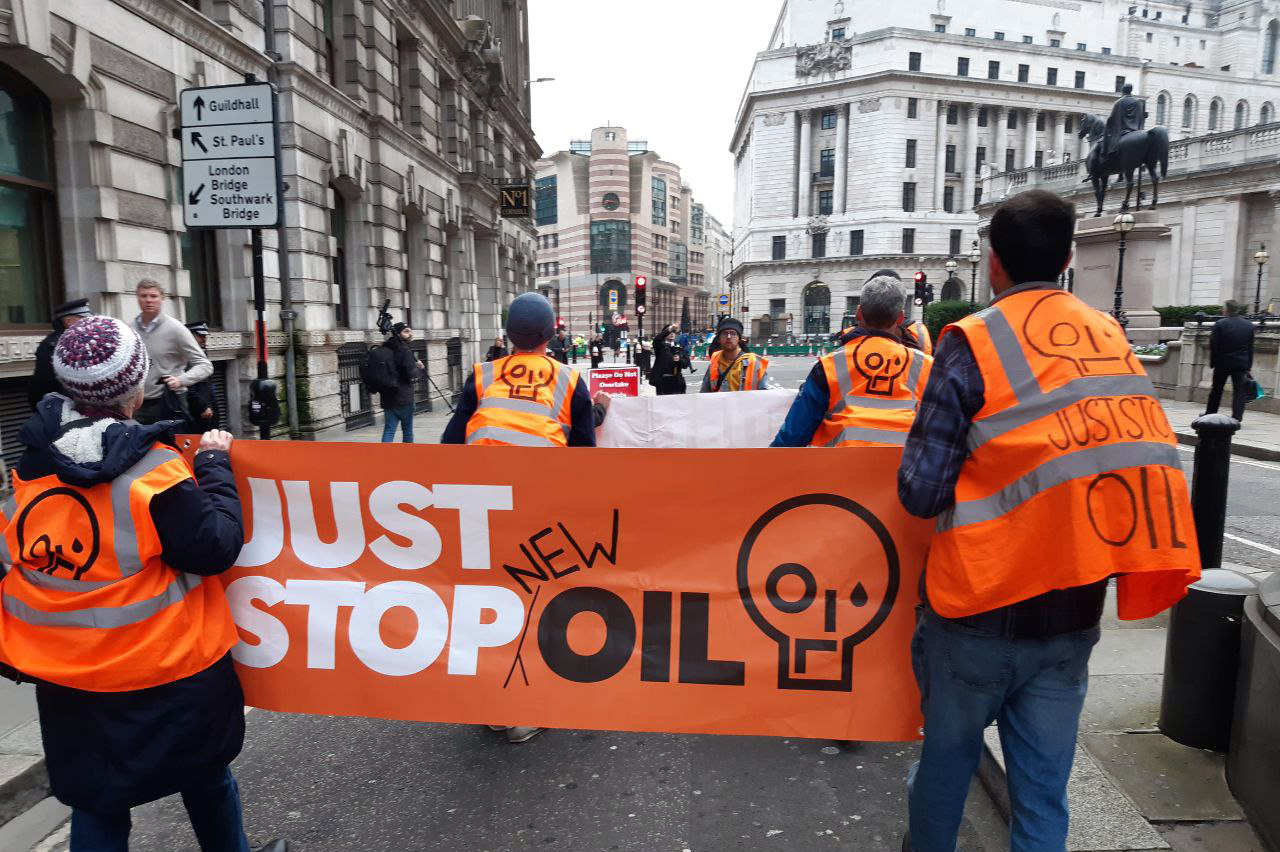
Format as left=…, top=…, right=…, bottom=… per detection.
left=202, top=442, right=932, bottom=741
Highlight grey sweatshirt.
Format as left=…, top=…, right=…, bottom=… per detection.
left=132, top=312, right=213, bottom=399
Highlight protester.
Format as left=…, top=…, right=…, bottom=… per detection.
left=441, top=293, right=608, bottom=744
left=131, top=280, right=212, bottom=425
left=184, top=320, right=218, bottom=434
left=896, top=190, right=1198, bottom=852
left=771, top=277, right=931, bottom=446
left=650, top=325, right=691, bottom=395
left=27, top=298, right=93, bottom=409
left=0, top=316, right=287, bottom=852
left=485, top=335, right=507, bottom=362
left=1204, top=299, right=1255, bottom=422
left=701, top=316, right=773, bottom=392
left=902, top=317, right=933, bottom=355
left=549, top=329, right=569, bottom=364
left=379, top=322, right=425, bottom=443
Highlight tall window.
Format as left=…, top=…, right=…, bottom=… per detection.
left=534, top=175, right=557, bottom=225
left=1017, top=64, right=1029, bottom=82
left=818, top=190, right=833, bottom=215
left=1115, top=75, right=1126, bottom=93
left=902, top=182, right=916, bottom=212
left=949, top=229, right=962, bottom=256
left=651, top=177, right=667, bottom=225
left=181, top=230, right=221, bottom=327
left=1182, top=96, right=1195, bottom=129
left=1156, top=93, right=1168, bottom=125
left=909, top=52, right=922, bottom=71
left=1265, top=20, right=1279, bottom=74
left=947, top=104, right=958, bottom=125
left=1007, top=110, right=1018, bottom=129
left=988, top=61, right=1000, bottom=79
left=691, top=204, right=704, bottom=242
left=945, top=144, right=956, bottom=173
left=957, top=57, right=970, bottom=76
left=1036, top=113, right=1046, bottom=131
left=821, top=109, right=837, bottom=129
left=590, top=221, right=631, bottom=273
left=320, top=0, right=338, bottom=87
left=976, top=146, right=986, bottom=169
left=1005, top=148, right=1016, bottom=171
left=330, top=189, right=350, bottom=328
left=901, top=228, right=915, bottom=254
left=819, top=148, right=835, bottom=177
left=1209, top=99, right=1221, bottom=130
left=1262, top=103, right=1274, bottom=124
left=849, top=230, right=864, bottom=255
left=803, top=283, right=830, bottom=334
left=670, top=241, right=688, bottom=284
left=1046, top=67, right=1058, bottom=86
left=905, top=139, right=917, bottom=167
left=977, top=108, right=988, bottom=127
left=1035, top=150, right=1044, bottom=168
left=0, top=66, right=61, bottom=328
left=812, top=233, right=826, bottom=258
left=771, top=235, right=786, bottom=260
left=943, top=186, right=955, bottom=212
left=907, top=97, right=918, bottom=118
left=1074, top=70, right=1086, bottom=89
left=1235, top=100, right=1247, bottom=129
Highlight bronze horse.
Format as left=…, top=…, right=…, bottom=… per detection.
left=1078, top=113, right=1169, bottom=216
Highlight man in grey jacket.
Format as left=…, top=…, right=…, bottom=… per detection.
left=131, top=280, right=213, bottom=425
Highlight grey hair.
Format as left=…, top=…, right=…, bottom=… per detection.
left=1225, top=299, right=1243, bottom=316
left=860, top=276, right=906, bottom=328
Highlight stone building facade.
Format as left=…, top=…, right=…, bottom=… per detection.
left=731, top=0, right=1280, bottom=339
left=0, top=0, right=538, bottom=472
left=532, top=126, right=719, bottom=344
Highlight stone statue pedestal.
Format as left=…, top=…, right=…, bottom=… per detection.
left=1073, top=211, right=1170, bottom=333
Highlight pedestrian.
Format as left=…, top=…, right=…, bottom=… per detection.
left=441, top=293, right=609, bottom=745
left=130, top=280, right=213, bottom=425
left=590, top=335, right=604, bottom=369
left=701, top=316, right=773, bottom=392
left=896, top=190, right=1198, bottom=852
left=27, top=298, right=93, bottom=409
left=549, top=328, right=569, bottom=364
left=379, top=322, right=425, bottom=443
left=485, top=335, right=507, bottom=362
left=771, top=277, right=930, bottom=446
left=0, top=316, right=287, bottom=852
left=184, top=320, right=218, bottom=434
left=1204, top=299, right=1255, bottom=422
left=650, top=325, right=691, bottom=395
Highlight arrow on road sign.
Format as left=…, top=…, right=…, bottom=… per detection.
left=187, top=183, right=205, bottom=205
left=193, top=96, right=205, bottom=121
left=191, top=132, right=208, bottom=154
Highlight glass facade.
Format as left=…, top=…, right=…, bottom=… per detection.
left=534, top=175, right=557, bottom=225
left=691, top=204, right=704, bottom=242
left=590, top=220, right=631, bottom=274
left=651, top=177, right=667, bottom=225
left=669, top=241, right=687, bottom=284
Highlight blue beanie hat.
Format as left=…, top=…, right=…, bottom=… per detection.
left=506, top=292, right=556, bottom=349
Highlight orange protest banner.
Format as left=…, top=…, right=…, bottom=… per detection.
left=197, top=441, right=931, bottom=741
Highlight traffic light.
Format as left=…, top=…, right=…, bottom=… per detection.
left=556, top=317, right=565, bottom=330
left=913, top=271, right=927, bottom=307
left=635, top=275, right=648, bottom=311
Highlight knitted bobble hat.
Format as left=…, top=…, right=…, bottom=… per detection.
left=53, top=316, right=151, bottom=408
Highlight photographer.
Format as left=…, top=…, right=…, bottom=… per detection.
left=650, top=324, right=692, bottom=396
left=378, top=321, right=425, bottom=443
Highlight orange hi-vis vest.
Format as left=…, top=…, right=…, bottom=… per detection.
left=466, top=353, right=580, bottom=447
left=0, top=444, right=238, bottom=692
left=706, top=351, right=770, bottom=392
left=927, top=288, right=1200, bottom=621
left=811, top=334, right=933, bottom=447
left=909, top=321, right=933, bottom=355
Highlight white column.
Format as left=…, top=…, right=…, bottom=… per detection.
left=934, top=99, right=949, bottom=210
left=1022, top=109, right=1039, bottom=168
left=797, top=110, right=812, bottom=218
left=834, top=103, right=849, bottom=214
left=962, top=104, right=979, bottom=212
left=993, top=107, right=1008, bottom=172
left=1053, top=112, right=1066, bottom=163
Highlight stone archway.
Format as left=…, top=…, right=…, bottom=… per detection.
left=803, top=281, right=831, bottom=335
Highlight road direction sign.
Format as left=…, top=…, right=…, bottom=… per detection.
left=719, top=294, right=729, bottom=306
left=609, top=290, right=619, bottom=310
left=180, top=83, right=280, bottom=228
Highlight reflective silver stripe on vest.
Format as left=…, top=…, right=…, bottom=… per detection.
left=828, top=350, right=854, bottom=414
left=1, top=571, right=202, bottom=629
left=824, top=426, right=910, bottom=447
left=906, top=349, right=926, bottom=394
left=981, top=308, right=1041, bottom=404
left=550, top=364, right=575, bottom=416
left=0, top=494, right=14, bottom=564
left=19, top=568, right=115, bottom=592
left=480, top=360, right=495, bottom=390
left=829, top=345, right=923, bottom=416
left=112, top=448, right=185, bottom=578
left=466, top=426, right=558, bottom=447
left=937, top=440, right=1181, bottom=532
left=478, top=397, right=554, bottom=417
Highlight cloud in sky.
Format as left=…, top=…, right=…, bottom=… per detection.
left=527, top=0, right=782, bottom=228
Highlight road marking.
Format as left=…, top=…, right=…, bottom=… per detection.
left=1174, top=444, right=1280, bottom=471
left=1224, top=532, right=1280, bottom=557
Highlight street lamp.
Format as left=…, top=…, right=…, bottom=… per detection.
left=1254, top=244, right=1269, bottom=314
left=1112, top=212, right=1136, bottom=331
left=967, top=240, right=982, bottom=304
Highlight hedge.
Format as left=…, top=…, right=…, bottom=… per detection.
left=923, top=300, right=981, bottom=340
left=1155, top=304, right=1223, bottom=326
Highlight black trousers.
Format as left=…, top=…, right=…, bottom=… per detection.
left=1205, top=367, right=1249, bottom=421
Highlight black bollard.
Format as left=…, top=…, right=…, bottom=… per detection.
left=1190, top=413, right=1240, bottom=572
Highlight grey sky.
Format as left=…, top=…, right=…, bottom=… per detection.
left=527, top=0, right=782, bottom=229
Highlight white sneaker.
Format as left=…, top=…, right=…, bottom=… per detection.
left=505, top=726, right=544, bottom=743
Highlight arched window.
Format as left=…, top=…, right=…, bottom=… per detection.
left=1182, top=95, right=1195, bottom=129
left=1209, top=98, right=1222, bottom=131
left=1155, top=93, right=1168, bottom=125
left=1236, top=100, right=1249, bottom=129
left=1262, top=102, right=1274, bottom=124
left=1264, top=20, right=1279, bottom=74
left=0, top=64, right=61, bottom=329
left=803, top=281, right=831, bottom=335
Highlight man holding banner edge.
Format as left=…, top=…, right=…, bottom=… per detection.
left=897, top=190, right=1199, bottom=852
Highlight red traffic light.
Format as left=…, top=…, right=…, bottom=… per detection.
left=556, top=317, right=564, bottom=329
left=914, top=271, right=926, bottom=284
left=635, top=275, right=648, bottom=288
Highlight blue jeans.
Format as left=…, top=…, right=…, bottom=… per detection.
left=906, top=609, right=1100, bottom=852
left=70, top=767, right=250, bottom=852
left=381, top=404, right=415, bottom=443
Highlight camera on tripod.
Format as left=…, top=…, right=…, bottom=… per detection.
left=376, top=299, right=393, bottom=336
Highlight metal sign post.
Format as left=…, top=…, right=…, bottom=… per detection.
left=180, top=78, right=283, bottom=439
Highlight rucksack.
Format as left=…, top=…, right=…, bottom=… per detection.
left=359, top=345, right=399, bottom=393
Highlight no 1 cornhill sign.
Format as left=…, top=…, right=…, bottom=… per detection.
left=180, top=83, right=281, bottom=228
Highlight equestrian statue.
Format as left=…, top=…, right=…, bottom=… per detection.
left=1078, top=84, right=1169, bottom=217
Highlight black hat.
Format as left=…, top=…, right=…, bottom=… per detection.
left=54, top=298, right=92, bottom=320
left=868, top=269, right=901, bottom=281
left=391, top=322, right=409, bottom=335
left=185, top=320, right=210, bottom=336
left=505, top=292, right=556, bottom=349
left=716, top=316, right=744, bottom=337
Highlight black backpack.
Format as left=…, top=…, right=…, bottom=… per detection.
left=359, top=345, right=399, bottom=394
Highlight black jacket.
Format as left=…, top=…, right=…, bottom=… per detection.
left=26, top=329, right=63, bottom=408
left=378, top=336, right=423, bottom=409
left=11, top=396, right=246, bottom=812
left=1209, top=315, right=1254, bottom=372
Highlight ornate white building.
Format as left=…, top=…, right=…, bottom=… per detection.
left=731, top=0, right=1280, bottom=339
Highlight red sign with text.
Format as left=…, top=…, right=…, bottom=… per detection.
left=589, top=367, right=641, bottom=398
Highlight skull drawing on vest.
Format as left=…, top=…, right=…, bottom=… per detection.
left=853, top=337, right=910, bottom=396
left=498, top=358, right=555, bottom=402
left=16, top=490, right=101, bottom=581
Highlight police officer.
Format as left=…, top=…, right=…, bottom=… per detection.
left=701, top=316, right=773, bottom=393
left=185, top=320, right=218, bottom=433
left=772, top=277, right=932, bottom=447
left=0, top=316, right=287, bottom=852
left=897, top=190, right=1198, bottom=852
left=27, top=298, right=92, bottom=408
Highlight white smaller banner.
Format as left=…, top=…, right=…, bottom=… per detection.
left=596, top=390, right=798, bottom=448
